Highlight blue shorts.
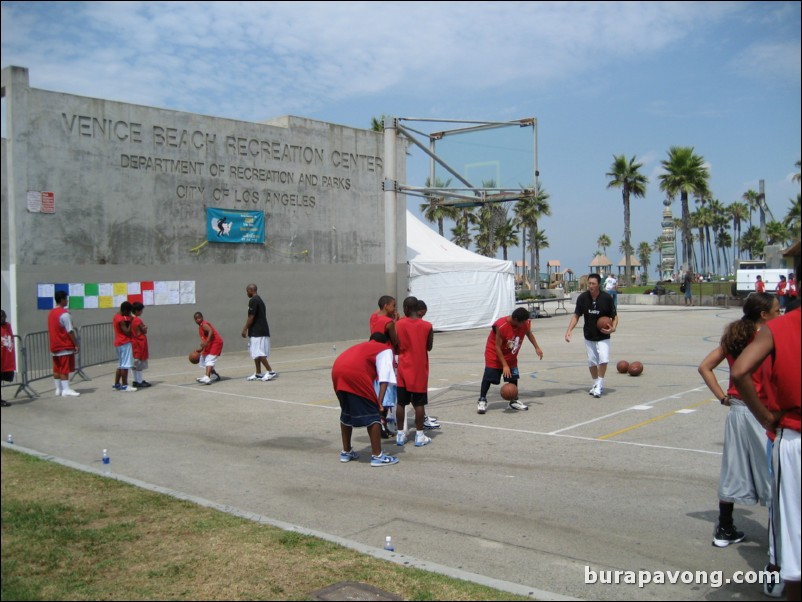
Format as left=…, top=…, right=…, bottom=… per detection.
left=116, top=343, right=134, bottom=369
left=337, top=391, right=381, bottom=428
left=482, top=366, right=519, bottom=384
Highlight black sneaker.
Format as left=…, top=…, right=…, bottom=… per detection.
left=712, top=523, right=745, bottom=547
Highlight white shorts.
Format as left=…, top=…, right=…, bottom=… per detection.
left=200, top=353, right=219, bottom=368
left=248, top=337, right=271, bottom=359
left=772, top=428, right=801, bottom=582
left=584, top=339, right=611, bottom=367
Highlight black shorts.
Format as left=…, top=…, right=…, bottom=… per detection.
left=396, top=387, right=428, bottom=407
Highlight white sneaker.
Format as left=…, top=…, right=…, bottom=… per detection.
left=261, top=372, right=277, bottom=381
left=61, top=389, right=80, bottom=397
left=508, top=399, right=528, bottom=411
left=120, top=385, right=138, bottom=392
left=246, top=373, right=263, bottom=381
left=477, top=398, right=487, bottom=414
left=198, top=375, right=211, bottom=385
left=592, top=386, right=602, bottom=398
left=588, top=384, right=597, bottom=396
left=415, top=433, right=432, bottom=447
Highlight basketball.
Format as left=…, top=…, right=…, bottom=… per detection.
left=628, top=361, right=644, bottom=376
left=597, top=316, right=613, bottom=332
left=616, top=360, right=630, bottom=374
left=188, top=350, right=200, bottom=365
left=500, top=383, right=518, bottom=401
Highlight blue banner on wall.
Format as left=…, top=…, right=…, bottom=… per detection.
left=206, top=208, right=265, bottom=244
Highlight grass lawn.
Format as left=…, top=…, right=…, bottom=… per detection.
left=1, top=448, right=534, bottom=601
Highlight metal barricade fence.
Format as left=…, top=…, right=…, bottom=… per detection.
left=1, top=334, right=37, bottom=400
left=22, top=330, right=53, bottom=388
left=76, top=322, right=116, bottom=374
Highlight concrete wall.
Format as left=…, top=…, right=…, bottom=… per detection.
left=1, top=66, right=407, bottom=357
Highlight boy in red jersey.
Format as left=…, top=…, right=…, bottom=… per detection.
left=48, top=291, right=81, bottom=397
left=478, top=306, right=543, bottom=414
left=131, top=302, right=151, bottom=388
left=394, top=296, right=434, bottom=447
left=369, top=295, right=399, bottom=346
left=332, top=332, right=398, bottom=466
left=112, top=301, right=136, bottom=392
left=194, top=312, right=223, bottom=385
left=1, top=310, right=17, bottom=405
left=732, top=264, right=801, bottom=602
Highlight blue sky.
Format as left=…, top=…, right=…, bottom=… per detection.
left=2, top=1, right=800, bottom=277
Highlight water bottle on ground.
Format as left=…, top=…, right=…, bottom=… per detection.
left=7, top=433, right=13, bottom=444
left=384, top=536, right=394, bottom=551
left=102, top=449, right=110, bottom=473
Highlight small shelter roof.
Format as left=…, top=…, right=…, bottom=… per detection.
left=589, top=255, right=612, bottom=267
left=547, top=260, right=561, bottom=267
left=617, top=255, right=641, bottom=267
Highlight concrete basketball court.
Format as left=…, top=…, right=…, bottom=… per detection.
left=1, top=305, right=776, bottom=601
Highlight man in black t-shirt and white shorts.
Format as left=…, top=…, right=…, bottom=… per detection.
left=565, top=273, right=618, bottom=398
left=242, top=283, right=276, bottom=382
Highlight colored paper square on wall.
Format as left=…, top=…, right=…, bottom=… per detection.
left=113, top=282, right=128, bottom=296
left=84, top=283, right=99, bottom=296
left=69, top=296, right=85, bottom=309
left=37, top=296, right=54, bottom=310
left=98, top=296, right=114, bottom=309
left=128, top=294, right=143, bottom=305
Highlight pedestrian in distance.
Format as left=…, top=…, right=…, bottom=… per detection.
left=776, top=275, right=788, bottom=313
left=194, top=312, right=223, bottom=385
left=112, top=301, right=136, bottom=392
left=332, top=332, right=399, bottom=467
left=242, top=284, right=276, bottom=381
left=755, top=275, right=765, bottom=294
left=477, top=306, right=543, bottom=414
left=698, top=293, right=778, bottom=549
left=130, top=302, right=151, bottom=388
left=604, top=273, right=619, bottom=309
left=732, top=265, right=801, bottom=602
left=565, top=273, right=617, bottom=398
left=683, top=270, right=693, bottom=306
left=394, top=296, right=434, bottom=448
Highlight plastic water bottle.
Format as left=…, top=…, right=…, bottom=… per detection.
left=332, top=344, right=337, bottom=355
left=102, top=449, right=110, bottom=473
left=384, top=536, right=394, bottom=551
left=7, top=433, right=13, bottom=444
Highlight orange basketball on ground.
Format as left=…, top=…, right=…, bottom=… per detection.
left=597, top=316, right=613, bottom=332
left=628, top=361, right=644, bottom=376
left=500, top=383, right=518, bottom=401
left=616, top=360, right=630, bottom=374
left=188, top=350, right=200, bottom=365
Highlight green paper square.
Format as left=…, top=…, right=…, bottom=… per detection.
left=69, top=296, right=84, bottom=309
left=84, top=283, right=99, bottom=296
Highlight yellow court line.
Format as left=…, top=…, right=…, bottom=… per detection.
left=597, top=398, right=716, bottom=440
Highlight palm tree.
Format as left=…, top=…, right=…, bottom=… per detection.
left=659, top=147, right=710, bottom=272
left=717, top=230, right=732, bottom=275
left=727, top=202, right=749, bottom=262
left=637, top=241, right=652, bottom=284
left=474, top=203, right=510, bottom=257
left=450, top=218, right=472, bottom=248
left=784, top=193, right=801, bottom=240
left=596, top=234, right=611, bottom=256
left=515, top=183, right=551, bottom=291
left=370, top=115, right=388, bottom=132
left=607, top=155, right=648, bottom=285
left=419, top=177, right=457, bottom=236
left=742, top=189, right=760, bottom=229
left=495, top=217, right=520, bottom=260
left=765, top=221, right=790, bottom=247
left=793, top=159, right=801, bottom=184
left=652, top=236, right=664, bottom=279
left=740, top=226, right=763, bottom=259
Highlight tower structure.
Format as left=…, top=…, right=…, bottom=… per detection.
left=660, top=199, right=677, bottom=280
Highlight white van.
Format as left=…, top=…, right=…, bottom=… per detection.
left=733, top=260, right=789, bottom=298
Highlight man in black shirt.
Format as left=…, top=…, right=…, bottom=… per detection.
left=242, top=283, right=276, bottom=382
left=564, top=273, right=618, bottom=398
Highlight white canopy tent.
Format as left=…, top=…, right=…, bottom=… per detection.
left=406, top=210, right=516, bottom=331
